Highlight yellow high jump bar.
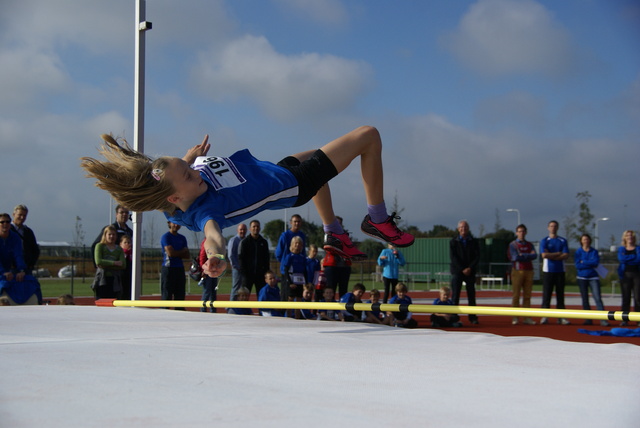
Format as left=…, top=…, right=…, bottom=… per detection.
left=96, top=299, right=640, bottom=323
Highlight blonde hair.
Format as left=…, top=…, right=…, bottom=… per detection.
left=621, top=230, right=637, bottom=246
left=395, top=282, right=408, bottom=293
left=99, top=225, right=117, bottom=245
left=289, top=236, right=303, bottom=252
left=80, top=134, right=177, bottom=214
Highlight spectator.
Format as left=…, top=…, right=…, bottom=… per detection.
left=119, top=234, right=133, bottom=300
left=298, top=283, right=315, bottom=320
left=507, top=224, right=537, bottom=325
left=318, top=287, right=342, bottom=321
left=227, top=287, right=253, bottom=315
left=430, top=286, right=462, bottom=328
left=322, top=216, right=353, bottom=298
left=449, top=220, right=480, bottom=324
left=575, top=233, right=608, bottom=326
left=93, top=225, right=125, bottom=300
left=540, top=220, right=570, bottom=325
left=239, top=220, right=270, bottom=299
left=363, top=289, right=392, bottom=325
left=280, top=236, right=308, bottom=316
left=160, top=221, right=190, bottom=309
left=0, top=296, right=10, bottom=306
left=377, top=243, right=406, bottom=303
left=0, top=212, right=38, bottom=305
left=387, top=282, right=417, bottom=328
left=617, top=230, right=640, bottom=326
left=57, top=294, right=75, bottom=305
left=198, top=238, right=218, bottom=313
left=322, top=250, right=351, bottom=299
left=339, top=283, right=366, bottom=322
left=227, top=223, right=247, bottom=301
left=258, top=271, right=283, bottom=317
left=90, top=205, right=133, bottom=266
left=275, top=214, right=306, bottom=264
left=306, top=244, right=321, bottom=286
left=11, top=205, right=41, bottom=303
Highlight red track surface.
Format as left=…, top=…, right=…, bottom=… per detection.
left=74, top=290, right=639, bottom=346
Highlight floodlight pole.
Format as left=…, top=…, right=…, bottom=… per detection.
left=595, top=217, right=609, bottom=251
left=506, top=208, right=520, bottom=229
left=132, top=0, right=152, bottom=300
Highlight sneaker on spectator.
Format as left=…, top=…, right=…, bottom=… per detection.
left=512, top=317, right=518, bottom=325
left=559, top=318, right=571, bottom=325
left=540, top=317, right=548, bottom=325
left=323, top=232, right=367, bottom=261
left=523, top=318, right=536, bottom=325
left=361, top=213, right=415, bottom=247
left=600, top=320, right=610, bottom=326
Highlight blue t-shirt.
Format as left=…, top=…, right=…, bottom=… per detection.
left=166, top=150, right=299, bottom=231
left=258, top=284, right=282, bottom=316
left=160, top=231, right=188, bottom=268
left=540, top=235, right=569, bottom=273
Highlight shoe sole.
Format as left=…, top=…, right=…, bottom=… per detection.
left=360, top=228, right=415, bottom=247
left=323, top=244, right=367, bottom=261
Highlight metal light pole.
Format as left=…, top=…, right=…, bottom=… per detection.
left=131, top=0, right=152, bottom=300
left=595, top=217, right=609, bottom=250
left=506, top=208, right=520, bottom=229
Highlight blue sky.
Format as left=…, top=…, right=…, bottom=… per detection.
left=1, top=0, right=638, bottom=250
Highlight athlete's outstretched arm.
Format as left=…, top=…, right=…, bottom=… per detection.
left=201, top=219, right=227, bottom=278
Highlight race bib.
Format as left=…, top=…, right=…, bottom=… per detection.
left=291, top=273, right=305, bottom=285
left=193, top=156, right=246, bottom=191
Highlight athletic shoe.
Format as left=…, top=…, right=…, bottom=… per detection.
left=360, top=213, right=415, bottom=247
left=512, top=317, right=518, bottom=325
left=323, top=232, right=367, bottom=261
left=523, top=318, right=536, bottom=325
left=540, top=317, right=548, bottom=325
left=559, top=318, right=571, bottom=325
left=600, top=320, right=610, bottom=326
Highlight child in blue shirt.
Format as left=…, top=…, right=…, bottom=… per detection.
left=258, top=271, right=283, bottom=317
left=297, top=283, right=315, bottom=320
left=430, top=286, right=462, bottom=328
left=318, top=287, right=342, bottom=321
left=339, top=283, right=366, bottom=322
left=227, top=287, right=253, bottom=315
left=387, top=282, right=417, bottom=328
left=363, top=289, right=392, bottom=325
left=81, top=127, right=416, bottom=281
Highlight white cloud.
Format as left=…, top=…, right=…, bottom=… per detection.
left=441, top=0, right=578, bottom=77
left=191, top=34, right=373, bottom=121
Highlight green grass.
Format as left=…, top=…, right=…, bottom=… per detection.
left=40, top=276, right=235, bottom=298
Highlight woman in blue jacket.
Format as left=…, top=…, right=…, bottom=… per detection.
left=617, top=230, right=640, bottom=325
left=574, top=234, right=608, bottom=326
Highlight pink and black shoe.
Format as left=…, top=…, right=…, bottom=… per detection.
left=361, top=212, right=415, bottom=247
left=323, top=232, right=367, bottom=261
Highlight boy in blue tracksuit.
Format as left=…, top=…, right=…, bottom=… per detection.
left=387, top=282, right=417, bottom=328
left=258, top=271, right=283, bottom=317
left=339, top=283, right=366, bottom=322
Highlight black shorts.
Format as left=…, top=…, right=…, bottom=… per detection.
left=277, top=149, right=338, bottom=207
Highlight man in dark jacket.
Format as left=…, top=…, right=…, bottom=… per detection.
left=449, top=220, right=480, bottom=324
left=239, top=220, right=271, bottom=299
left=11, top=205, right=41, bottom=304
left=11, top=205, right=40, bottom=274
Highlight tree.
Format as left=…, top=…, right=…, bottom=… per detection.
left=357, top=239, right=385, bottom=259
left=425, top=224, right=456, bottom=238
left=565, top=191, right=594, bottom=243
left=73, top=216, right=85, bottom=248
left=262, top=219, right=285, bottom=247
left=494, top=208, right=502, bottom=233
